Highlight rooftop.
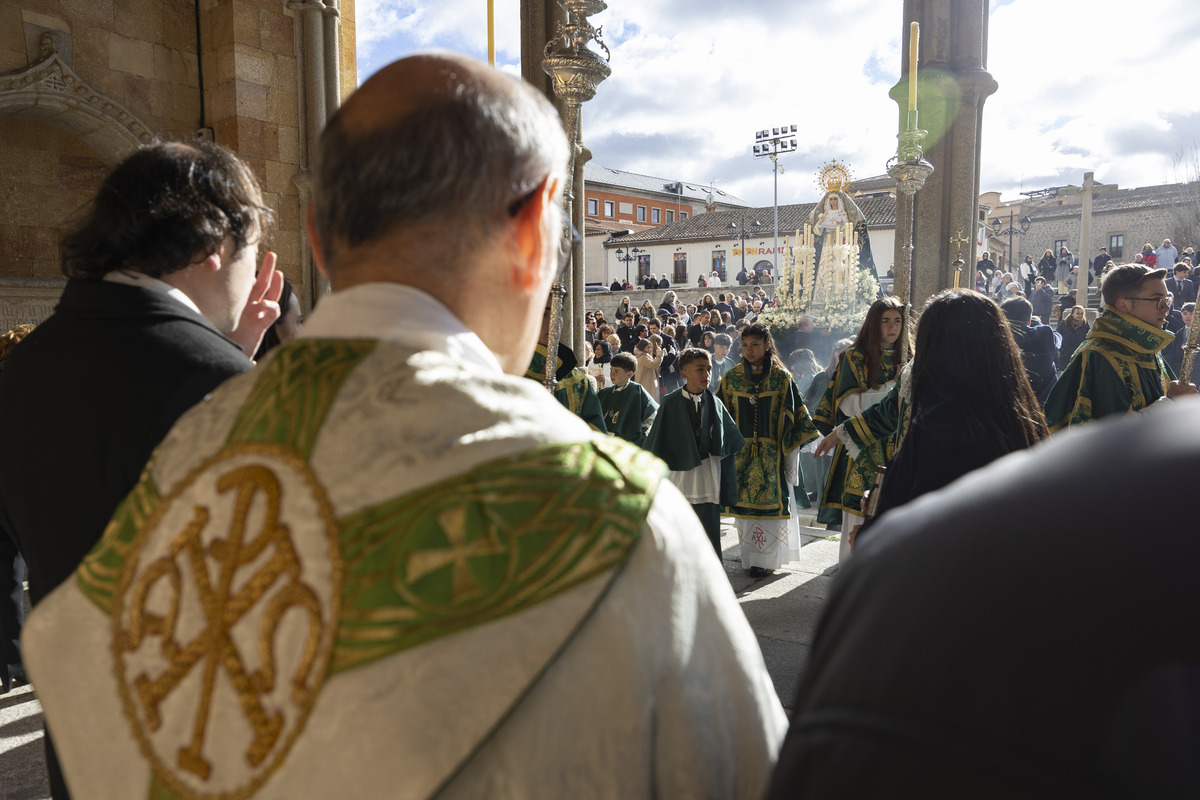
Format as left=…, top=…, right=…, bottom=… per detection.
left=584, top=163, right=750, bottom=207
left=1024, top=182, right=1200, bottom=220
left=602, top=196, right=897, bottom=246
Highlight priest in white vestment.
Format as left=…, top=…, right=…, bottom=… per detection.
left=21, top=53, right=786, bottom=800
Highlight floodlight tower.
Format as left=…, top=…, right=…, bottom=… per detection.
left=753, top=124, right=798, bottom=273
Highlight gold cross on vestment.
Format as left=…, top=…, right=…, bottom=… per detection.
left=405, top=506, right=506, bottom=602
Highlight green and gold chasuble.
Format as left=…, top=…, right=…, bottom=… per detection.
left=716, top=360, right=819, bottom=520
left=72, top=339, right=661, bottom=800
left=525, top=343, right=607, bottom=433
left=813, top=347, right=902, bottom=515
left=1044, top=307, right=1175, bottom=433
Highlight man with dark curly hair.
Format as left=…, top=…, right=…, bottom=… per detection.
left=0, top=141, right=282, bottom=796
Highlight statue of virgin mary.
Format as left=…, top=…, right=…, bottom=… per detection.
left=806, top=188, right=875, bottom=305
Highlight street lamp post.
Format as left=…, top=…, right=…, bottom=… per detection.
left=990, top=211, right=1032, bottom=272
left=753, top=125, right=797, bottom=273
left=614, top=246, right=642, bottom=285
left=728, top=214, right=763, bottom=275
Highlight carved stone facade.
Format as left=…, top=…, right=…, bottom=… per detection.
left=0, top=0, right=355, bottom=327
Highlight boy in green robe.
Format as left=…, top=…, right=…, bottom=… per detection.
left=646, top=348, right=746, bottom=557
left=598, top=352, right=658, bottom=447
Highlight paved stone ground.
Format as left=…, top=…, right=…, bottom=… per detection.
left=0, top=515, right=839, bottom=798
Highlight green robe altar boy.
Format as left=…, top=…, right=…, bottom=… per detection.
left=598, top=353, right=659, bottom=447
left=646, top=348, right=745, bottom=557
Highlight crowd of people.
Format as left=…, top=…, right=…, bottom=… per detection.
left=1, top=49, right=1199, bottom=800
left=607, top=264, right=776, bottom=293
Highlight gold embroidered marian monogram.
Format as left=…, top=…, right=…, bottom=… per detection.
left=114, top=446, right=340, bottom=800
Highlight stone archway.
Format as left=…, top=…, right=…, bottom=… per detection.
left=0, top=35, right=154, bottom=164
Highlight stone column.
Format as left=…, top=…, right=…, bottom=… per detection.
left=892, top=0, right=997, bottom=309
left=288, top=0, right=339, bottom=308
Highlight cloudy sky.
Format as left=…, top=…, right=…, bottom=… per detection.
left=353, top=0, right=1200, bottom=208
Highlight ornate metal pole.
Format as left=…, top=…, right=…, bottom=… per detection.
left=541, top=0, right=610, bottom=391
left=886, top=128, right=934, bottom=363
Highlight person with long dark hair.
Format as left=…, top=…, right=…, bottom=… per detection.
left=717, top=323, right=820, bottom=577
left=861, top=290, right=1048, bottom=529
left=813, top=296, right=910, bottom=563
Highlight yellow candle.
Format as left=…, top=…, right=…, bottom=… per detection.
left=908, top=21, right=919, bottom=115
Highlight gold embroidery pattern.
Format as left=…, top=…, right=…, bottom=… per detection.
left=112, top=443, right=342, bottom=800
left=331, top=439, right=662, bottom=673
left=225, top=339, right=377, bottom=458
left=78, top=474, right=162, bottom=613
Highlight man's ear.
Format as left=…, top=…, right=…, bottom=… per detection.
left=511, top=176, right=559, bottom=291
left=306, top=206, right=329, bottom=278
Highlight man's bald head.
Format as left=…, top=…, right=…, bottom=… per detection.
left=311, top=53, right=569, bottom=276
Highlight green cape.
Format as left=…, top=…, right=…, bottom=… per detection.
left=1043, top=307, right=1174, bottom=432
left=646, top=387, right=745, bottom=507
left=598, top=381, right=658, bottom=447
left=525, top=343, right=607, bottom=433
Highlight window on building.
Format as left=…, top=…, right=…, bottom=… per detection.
left=652, top=208, right=661, bottom=224
left=680, top=211, right=688, bottom=220
left=1054, top=239, right=1068, bottom=255
left=712, top=250, right=727, bottom=280
left=666, top=210, right=674, bottom=223
left=604, top=200, right=614, bottom=218
left=673, top=252, right=687, bottom=284
left=587, top=198, right=598, bottom=216
left=636, top=205, right=646, bottom=222
left=1110, top=234, right=1124, bottom=258
left=637, top=254, right=651, bottom=282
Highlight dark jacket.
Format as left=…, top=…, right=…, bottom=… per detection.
left=0, top=279, right=251, bottom=605
left=1031, top=285, right=1056, bottom=323
left=1162, top=326, right=1187, bottom=377
left=1009, top=321, right=1060, bottom=404
left=1037, top=255, right=1057, bottom=282
left=1166, top=276, right=1196, bottom=304
left=1056, top=317, right=1090, bottom=364
left=766, top=401, right=1200, bottom=800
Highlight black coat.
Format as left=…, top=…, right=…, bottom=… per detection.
left=1030, top=285, right=1056, bottom=324
left=765, top=401, right=1200, bottom=800
left=1009, top=321, right=1059, bottom=404
left=1037, top=255, right=1057, bottom=281
left=1166, top=276, right=1196, bottom=304
left=0, top=280, right=251, bottom=605
left=1162, top=326, right=1187, bottom=377
left=1056, top=318, right=1089, bottom=363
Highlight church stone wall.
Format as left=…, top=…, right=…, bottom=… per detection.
left=0, top=117, right=110, bottom=279
left=1025, top=209, right=1183, bottom=266
left=0, top=0, right=357, bottom=321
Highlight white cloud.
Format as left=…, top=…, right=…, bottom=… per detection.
left=354, top=0, right=1200, bottom=207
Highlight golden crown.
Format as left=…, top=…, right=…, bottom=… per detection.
left=816, top=160, right=853, bottom=194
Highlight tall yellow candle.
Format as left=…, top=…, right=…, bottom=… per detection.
left=908, top=21, right=919, bottom=116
